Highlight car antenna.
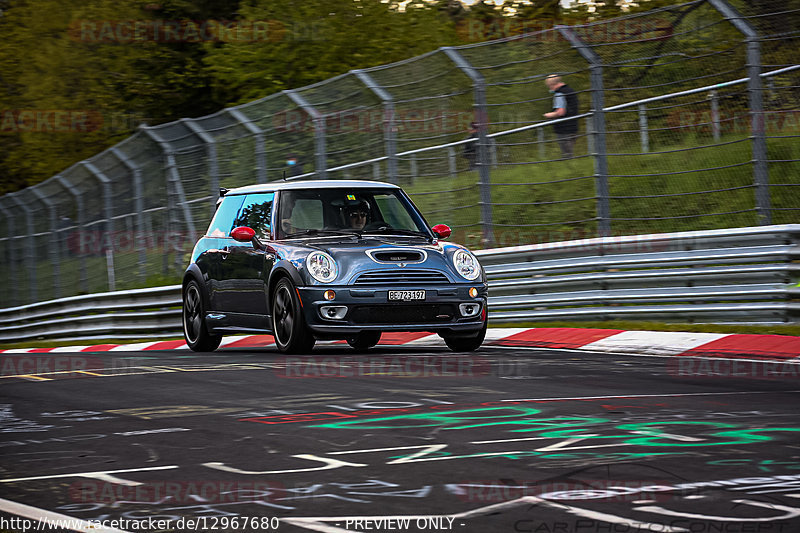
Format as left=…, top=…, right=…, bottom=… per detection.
left=283, top=170, right=287, bottom=181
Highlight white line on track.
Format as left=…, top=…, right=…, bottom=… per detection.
left=0, top=465, right=178, bottom=483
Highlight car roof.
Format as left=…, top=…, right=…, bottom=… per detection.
left=226, top=180, right=400, bottom=196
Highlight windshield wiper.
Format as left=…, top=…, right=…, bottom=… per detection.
left=284, top=229, right=361, bottom=239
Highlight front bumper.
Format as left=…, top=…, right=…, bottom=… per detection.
left=298, top=284, right=488, bottom=338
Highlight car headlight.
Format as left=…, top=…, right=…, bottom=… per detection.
left=306, top=252, right=338, bottom=283
left=452, top=249, right=481, bottom=281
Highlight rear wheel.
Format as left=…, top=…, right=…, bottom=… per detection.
left=183, top=280, right=222, bottom=352
left=443, top=320, right=487, bottom=352
left=347, top=331, right=381, bottom=352
left=272, top=278, right=315, bottom=354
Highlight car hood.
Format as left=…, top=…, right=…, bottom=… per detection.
left=274, top=236, right=475, bottom=285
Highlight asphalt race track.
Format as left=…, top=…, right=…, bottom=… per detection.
left=2, top=344, right=800, bottom=533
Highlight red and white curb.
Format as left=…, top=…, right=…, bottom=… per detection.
left=1, top=328, right=799, bottom=360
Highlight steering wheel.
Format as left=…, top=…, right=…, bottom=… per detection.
left=364, top=221, right=390, bottom=231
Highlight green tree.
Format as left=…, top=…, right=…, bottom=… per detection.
left=0, top=0, right=238, bottom=194
left=203, top=0, right=460, bottom=105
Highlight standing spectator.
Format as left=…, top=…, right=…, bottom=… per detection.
left=286, top=154, right=304, bottom=177
left=543, top=74, right=579, bottom=159
left=462, top=121, right=479, bottom=171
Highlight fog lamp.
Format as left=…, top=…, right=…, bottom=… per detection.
left=459, top=303, right=481, bottom=318
left=320, top=305, right=347, bottom=320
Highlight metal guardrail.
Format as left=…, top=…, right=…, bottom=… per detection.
left=0, top=225, right=797, bottom=343
left=477, top=224, right=800, bottom=324
left=0, top=286, right=182, bottom=343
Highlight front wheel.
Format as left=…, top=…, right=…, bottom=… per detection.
left=183, top=280, right=222, bottom=352
left=443, top=321, right=487, bottom=352
left=347, top=331, right=381, bottom=352
left=272, top=278, right=315, bottom=354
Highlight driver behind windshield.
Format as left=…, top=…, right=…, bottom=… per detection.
left=344, top=199, right=370, bottom=231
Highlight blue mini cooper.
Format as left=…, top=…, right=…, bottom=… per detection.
left=182, top=180, right=487, bottom=354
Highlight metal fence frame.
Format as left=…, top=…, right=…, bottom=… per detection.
left=1, top=0, right=798, bottom=308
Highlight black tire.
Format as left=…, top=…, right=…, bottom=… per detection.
left=443, top=320, right=487, bottom=352
left=347, top=331, right=381, bottom=352
left=272, top=278, right=315, bottom=354
left=183, top=280, right=222, bottom=352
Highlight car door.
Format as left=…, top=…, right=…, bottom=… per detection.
left=217, top=192, right=275, bottom=319
left=201, top=194, right=245, bottom=312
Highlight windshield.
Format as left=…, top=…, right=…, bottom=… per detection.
left=276, top=188, right=429, bottom=239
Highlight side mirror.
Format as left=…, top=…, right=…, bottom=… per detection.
left=231, top=226, right=256, bottom=242
left=431, top=224, right=452, bottom=239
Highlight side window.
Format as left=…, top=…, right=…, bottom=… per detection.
left=233, top=193, right=275, bottom=238
left=207, top=195, right=245, bottom=237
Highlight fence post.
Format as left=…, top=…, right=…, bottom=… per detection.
left=8, top=193, right=37, bottom=303
left=30, top=187, right=61, bottom=299
left=183, top=119, right=219, bottom=218
left=0, top=202, right=18, bottom=306
left=538, top=127, right=546, bottom=160
left=83, top=161, right=116, bottom=291
left=352, top=69, right=398, bottom=184
left=585, top=116, right=594, bottom=156
left=558, top=25, right=610, bottom=237
left=708, top=0, right=769, bottom=225
left=284, top=90, right=326, bottom=179
left=228, top=108, right=268, bottom=184
left=448, top=146, right=457, bottom=178
left=710, top=90, right=721, bottom=142
left=441, top=46, right=495, bottom=247
left=111, top=147, right=147, bottom=283
left=140, top=126, right=198, bottom=244
left=639, top=104, right=649, bottom=153
left=56, top=175, right=88, bottom=294
left=373, top=162, right=381, bottom=180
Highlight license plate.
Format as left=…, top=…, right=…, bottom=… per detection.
left=388, top=290, right=425, bottom=301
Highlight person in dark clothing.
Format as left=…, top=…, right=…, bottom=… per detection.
left=543, top=75, right=579, bottom=159
left=462, top=121, right=479, bottom=171
left=286, top=154, right=304, bottom=177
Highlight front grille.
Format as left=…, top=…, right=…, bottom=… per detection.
left=354, top=269, right=449, bottom=285
left=350, top=304, right=456, bottom=324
